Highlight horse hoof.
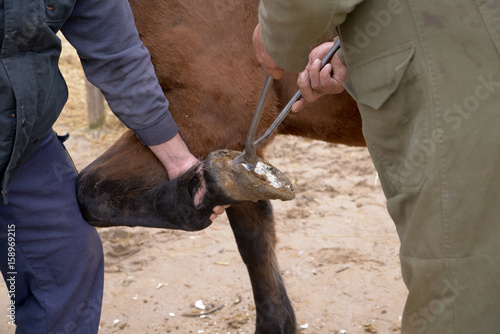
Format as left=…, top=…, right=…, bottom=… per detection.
left=205, top=149, right=295, bottom=202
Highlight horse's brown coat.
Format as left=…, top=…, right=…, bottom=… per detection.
left=78, top=1, right=364, bottom=333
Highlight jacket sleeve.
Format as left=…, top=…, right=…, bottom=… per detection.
left=259, top=0, right=363, bottom=73
left=61, top=0, right=178, bottom=146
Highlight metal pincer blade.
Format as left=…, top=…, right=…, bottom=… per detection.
left=233, top=39, right=341, bottom=170
left=232, top=74, right=273, bottom=170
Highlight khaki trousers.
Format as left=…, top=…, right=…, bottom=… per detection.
left=339, top=0, right=500, bottom=332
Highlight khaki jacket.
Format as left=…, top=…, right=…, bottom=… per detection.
left=259, top=1, right=500, bottom=333
left=258, top=0, right=363, bottom=72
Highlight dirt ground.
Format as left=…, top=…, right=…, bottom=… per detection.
left=0, top=38, right=407, bottom=334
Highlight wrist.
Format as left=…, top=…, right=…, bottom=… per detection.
left=148, top=133, right=199, bottom=179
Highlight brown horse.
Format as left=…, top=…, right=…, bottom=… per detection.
left=77, top=1, right=365, bottom=333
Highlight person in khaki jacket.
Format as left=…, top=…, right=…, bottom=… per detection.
left=254, top=0, right=500, bottom=333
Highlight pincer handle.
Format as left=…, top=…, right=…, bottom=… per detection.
left=253, top=39, right=341, bottom=149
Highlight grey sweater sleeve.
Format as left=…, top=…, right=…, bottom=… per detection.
left=61, top=0, right=178, bottom=146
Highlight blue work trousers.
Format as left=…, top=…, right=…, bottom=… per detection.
left=0, top=131, right=104, bottom=333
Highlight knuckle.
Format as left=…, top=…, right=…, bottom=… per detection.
left=311, top=78, right=322, bottom=91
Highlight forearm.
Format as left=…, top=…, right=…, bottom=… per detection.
left=258, top=0, right=363, bottom=73
left=62, top=0, right=178, bottom=145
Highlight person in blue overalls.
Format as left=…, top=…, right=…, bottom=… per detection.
left=0, top=1, right=226, bottom=332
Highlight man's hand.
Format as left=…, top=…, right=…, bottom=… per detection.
left=149, top=134, right=229, bottom=220
left=292, top=41, right=348, bottom=112
left=253, top=27, right=348, bottom=112
left=253, top=23, right=285, bottom=79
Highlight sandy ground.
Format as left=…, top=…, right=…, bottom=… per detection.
left=0, top=38, right=407, bottom=334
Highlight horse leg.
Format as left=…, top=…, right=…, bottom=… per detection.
left=227, top=202, right=296, bottom=334
left=77, top=131, right=239, bottom=231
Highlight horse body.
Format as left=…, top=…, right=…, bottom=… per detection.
left=78, top=1, right=364, bottom=332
